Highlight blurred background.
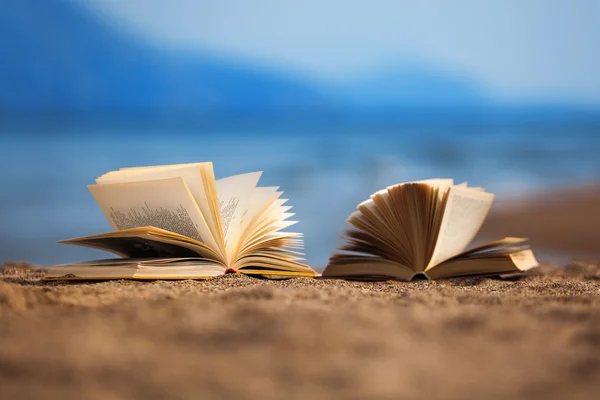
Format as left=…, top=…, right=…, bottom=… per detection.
left=1, top=0, right=599, bottom=268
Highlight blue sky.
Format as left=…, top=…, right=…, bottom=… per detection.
left=80, top=0, right=600, bottom=104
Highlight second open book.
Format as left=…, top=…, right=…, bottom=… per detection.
left=45, top=162, right=317, bottom=280
left=323, top=179, right=538, bottom=281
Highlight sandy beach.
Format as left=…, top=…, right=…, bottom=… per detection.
left=1, top=261, right=600, bottom=399
left=1, top=184, right=599, bottom=399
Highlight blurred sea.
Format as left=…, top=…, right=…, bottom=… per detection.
left=1, top=127, right=598, bottom=267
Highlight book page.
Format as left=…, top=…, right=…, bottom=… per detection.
left=426, top=249, right=538, bottom=279
left=232, top=190, right=285, bottom=261
left=240, top=200, right=296, bottom=251
left=216, top=171, right=262, bottom=257
left=59, top=226, right=222, bottom=260
left=117, top=162, right=206, bottom=172
left=414, top=178, right=454, bottom=187
left=425, top=186, right=494, bottom=270
left=88, top=177, right=220, bottom=251
left=413, top=178, right=453, bottom=202
left=95, top=163, right=221, bottom=247
left=453, top=237, right=528, bottom=258
left=238, top=186, right=280, bottom=235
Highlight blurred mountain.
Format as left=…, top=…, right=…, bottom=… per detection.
left=0, top=0, right=597, bottom=129
left=0, top=0, right=327, bottom=114
left=338, top=66, right=485, bottom=107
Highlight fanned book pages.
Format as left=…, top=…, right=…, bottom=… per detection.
left=322, top=179, right=538, bottom=281
left=45, top=162, right=317, bottom=280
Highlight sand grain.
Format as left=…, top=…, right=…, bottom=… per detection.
left=2, top=262, right=600, bottom=399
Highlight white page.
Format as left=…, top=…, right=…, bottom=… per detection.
left=95, top=164, right=201, bottom=180
left=231, top=189, right=284, bottom=261
left=425, top=186, right=494, bottom=269
left=250, top=198, right=292, bottom=235
left=263, top=198, right=290, bottom=222
left=88, top=177, right=219, bottom=251
left=238, top=186, right=280, bottom=235
left=95, top=163, right=219, bottom=245
left=216, top=171, right=262, bottom=258
left=274, top=216, right=297, bottom=230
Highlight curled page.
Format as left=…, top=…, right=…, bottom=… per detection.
left=88, top=177, right=219, bottom=251
left=238, top=186, right=281, bottom=236
left=216, top=171, right=262, bottom=259
left=94, top=162, right=221, bottom=248
left=426, top=186, right=494, bottom=270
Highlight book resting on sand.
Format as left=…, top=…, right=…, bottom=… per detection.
left=44, top=162, right=317, bottom=280
left=322, top=179, right=538, bottom=281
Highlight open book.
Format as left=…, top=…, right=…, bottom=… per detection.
left=45, top=162, right=317, bottom=280
left=322, top=179, right=538, bottom=281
